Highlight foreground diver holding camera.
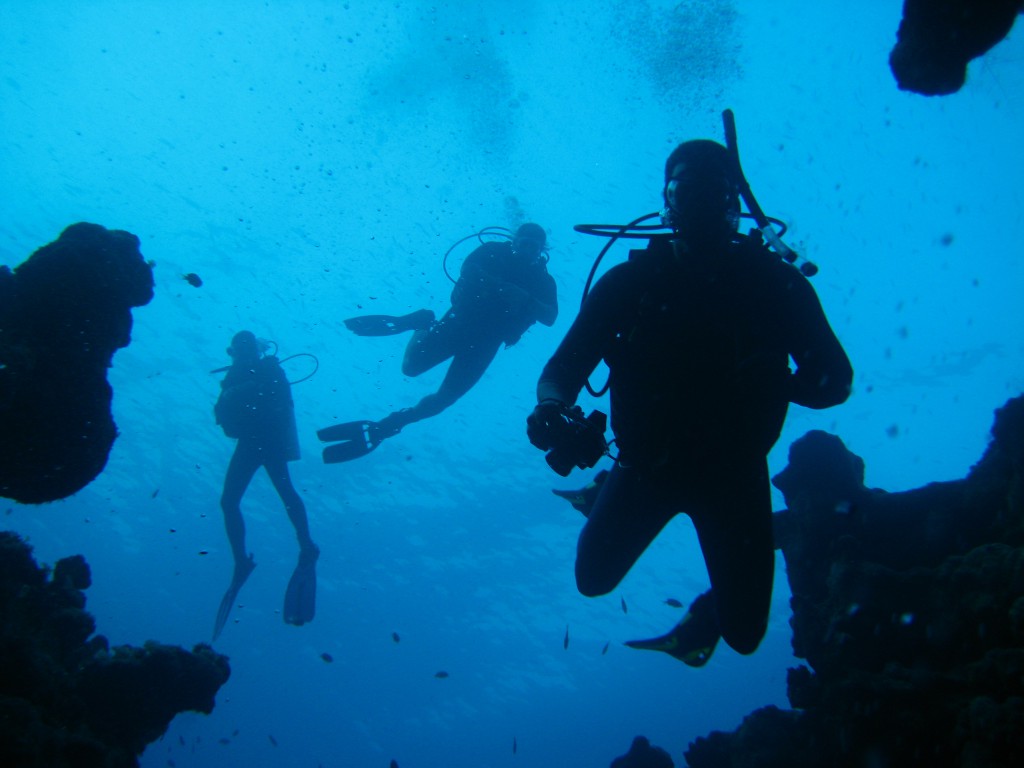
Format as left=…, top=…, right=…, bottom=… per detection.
left=527, top=128, right=852, bottom=666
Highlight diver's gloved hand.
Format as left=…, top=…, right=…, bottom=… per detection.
left=527, top=399, right=573, bottom=451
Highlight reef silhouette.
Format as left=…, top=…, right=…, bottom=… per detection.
left=612, top=735, right=676, bottom=767
left=683, top=394, right=1024, bottom=767
left=0, top=531, right=230, bottom=767
left=0, top=222, right=154, bottom=504
left=890, top=0, right=1023, bottom=95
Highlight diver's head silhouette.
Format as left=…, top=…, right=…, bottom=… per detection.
left=227, top=330, right=260, bottom=363
left=512, top=222, right=547, bottom=262
left=663, top=139, right=740, bottom=248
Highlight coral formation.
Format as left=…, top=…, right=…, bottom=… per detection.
left=684, top=395, right=1024, bottom=767
left=0, top=532, right=230, bottom=767
left=890, top=0, right=1023, bottom=95
left=0, top=222, right=154, bottom=504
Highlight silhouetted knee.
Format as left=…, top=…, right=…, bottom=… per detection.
left=401, top=354, right=428, bottom=377
left=721, top=621, right=767, bottom=656
left=575, top=562, right=620, bottom=598
left=220, top=494, right=241, bottom=515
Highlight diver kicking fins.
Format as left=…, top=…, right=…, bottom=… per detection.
left=343, top=309, right=434, bottom=337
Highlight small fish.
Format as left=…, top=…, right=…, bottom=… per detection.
left=390, top=761, right=399, bottom=768
left=320, top=652, right=334, bottom=663
left=218, top=738, right=230, bottom=745
left=268, top=734, right=278, bottom=747
left=178, top=736, right=185, bottom=746
left=198, top=550, right=209, bottom=556
left=664, top=598, right=683, bottom=608
left=563, top=625, right=569, bottom=650
left=621, top=596, right=628, bottom=614
left=602, top=642, right=609, bottom=655
left=392, top=631, right=401, bottom=643
left=232, top=729, right=239, bottom=737
left=434, top=670, right=449, bottom=679
left=183, top=272, right=203, bottom=287
left=152, top=488, right=160, bottom=498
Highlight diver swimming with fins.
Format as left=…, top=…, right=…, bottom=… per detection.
left=528, top=110, right=853, bottom=666
left=318, top=222, right=558, bottom=463
left=211, top=331, right=320, bottom=640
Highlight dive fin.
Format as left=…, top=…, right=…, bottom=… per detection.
left=552, top=469, right=610, bottom=518
left=624, top=596, right=720, bottom=667
left=284, top=545, right=319, bottom=626
left=212, top=555, right=256, bottom=642
left=343, top=309, right=434, bottom=337
left=317, top=420, right=370, bottom=443
left=319, top=420, right=380, bottom=464
left=319, top=416, right=404, bottom=464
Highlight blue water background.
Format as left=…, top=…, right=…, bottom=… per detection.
left=2, top=2, right=1022, bottom=766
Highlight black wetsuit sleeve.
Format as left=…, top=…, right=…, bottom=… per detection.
left=532, top=270, right=558, bottom=327
left=785, top=275, right=853, bottom=409
left=536, top=266, right=623, bottom=405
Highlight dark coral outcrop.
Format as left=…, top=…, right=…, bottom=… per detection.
left=0, top=222, right=154, bottom=504
left=685, top=394, right=1024, bottom=767
left=890, top=0, right=1023, bottom=95
left=0, top=532, right=230, bottom=767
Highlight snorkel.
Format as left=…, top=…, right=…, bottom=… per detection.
left=722, top=109, right=817, bottom=277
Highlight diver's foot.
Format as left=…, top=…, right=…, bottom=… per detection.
left=373, top=408, right=413, bottom=439
left=233, top=553, right=256, bottom=588
left=298, top=542, right=320, bottom=566
left=624, top=598, right=720, bottom=667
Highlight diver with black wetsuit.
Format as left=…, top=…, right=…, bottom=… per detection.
left=212, top=330, right=318, bottom=640
left=319, top=222, right=558, bottom=462
left=528, top=138, right=852, bottom=665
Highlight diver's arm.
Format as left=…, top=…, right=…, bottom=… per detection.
left=536, top=267, right=621, bottom=405
left=452, top=244, right=499, bottom=307
left=531, top=272, right=558, bottom=327
left=786, top=277, right=853, bottom=409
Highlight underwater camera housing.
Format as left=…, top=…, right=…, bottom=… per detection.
left=544, top=407, right=608, bottom=477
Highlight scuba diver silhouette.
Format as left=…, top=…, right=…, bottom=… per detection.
left=319, top=222, right=557, bottom=463
left=212, top=330, right=319, bottom=640
left=528, top=111, right=853, bottom=666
